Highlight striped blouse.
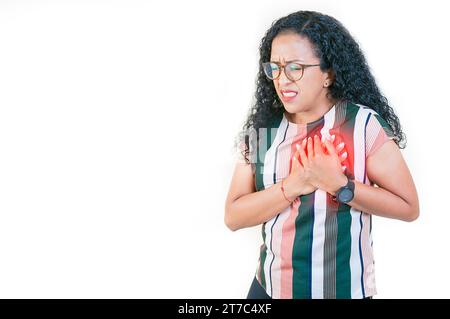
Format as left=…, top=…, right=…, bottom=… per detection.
left=239, top=100, right=394, bottom=299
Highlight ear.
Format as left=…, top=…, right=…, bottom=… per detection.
left=325, top=69, right=335, bottom=84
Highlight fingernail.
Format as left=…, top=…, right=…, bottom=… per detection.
left=342, top=151, right=347, bottom=158
left=331, top=135, right=336, bottom=142
left=341, top=165, right=347, bottom=171
left=296, top=144, right=300, bottom=151
left=338, top=142, right=345, bottom=149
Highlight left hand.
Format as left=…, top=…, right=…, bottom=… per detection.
left=295, top=135, right=348, bottom=196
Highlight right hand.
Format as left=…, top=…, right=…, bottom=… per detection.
left=283, top=135, right=348, bottom=198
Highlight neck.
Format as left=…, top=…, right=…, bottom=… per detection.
left=286, top=98, right=337, bottom=124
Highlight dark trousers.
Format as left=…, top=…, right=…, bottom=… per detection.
left=246, top=276, right=271, bottom=299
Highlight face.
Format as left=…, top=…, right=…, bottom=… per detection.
left=269, top=32, right=333, bottom=114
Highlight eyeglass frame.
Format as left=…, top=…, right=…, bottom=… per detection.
left=262, top=60, right=321, bottom=81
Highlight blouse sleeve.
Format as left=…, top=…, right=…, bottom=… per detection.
left=365, top=113, right=396, bottom=158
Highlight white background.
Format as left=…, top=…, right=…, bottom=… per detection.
left=0, top=0, right=448, bottom=298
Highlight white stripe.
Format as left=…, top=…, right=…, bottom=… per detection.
left=262, top=117, right=289, bottom=297
left=362, top=113, right=378, bottom=296
left=270, top=123, right=297, bottom=299
left=350, top=103, right=378, bottom=297
left=349, top=108, right=369, bottom=298
left=362, top=106, right=377, bottom=248
left=311, top=105, right=336, bottom=299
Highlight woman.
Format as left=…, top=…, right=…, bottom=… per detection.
left=224, top=11, right=419, bottom=299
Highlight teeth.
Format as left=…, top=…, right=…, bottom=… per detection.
left=282, top=92, right=297, bottom=97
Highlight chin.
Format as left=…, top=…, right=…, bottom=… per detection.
left=283, top=104, right=304, bottom=113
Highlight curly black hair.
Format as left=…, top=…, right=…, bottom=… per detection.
left=236, top=10, right=405, bottom=164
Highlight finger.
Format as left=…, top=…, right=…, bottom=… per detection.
left=341, top=165, right=347, bottom=172
left=313, top=135, right=323, bottom=155
left=323, top=138, right=337, bottom=156
left=339, top=151, right=348, bottom=162
left=333, top=135, right=344, bottom=149
left=294, top=144, right=302, bottom=166
left=300, top=138, right=308, bottom=165
left=331, top=134, right=336, bottom=143
left=298, top=140, right=309, bottom=166
left=302, top=137, right=307, bottom=150
left=336, top=142, right=345, bottom=153
left=291, top=153, right=297, bottom=171
left=320, top=138, right=325, bottom=153
left=292, top=148, right=303, bottom=172
left=321, top=135, right=332, bottom=154
left=307, top=136, right=313, bottom=158
left=293, top=145, right=300, bottom=166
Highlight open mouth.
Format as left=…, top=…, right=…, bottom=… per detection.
left=280, top=89, right=298, bottom=101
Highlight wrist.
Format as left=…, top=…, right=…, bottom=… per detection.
left=281, top=177, right=298, bottom=202
left=330, top=174, right=349, bottom=196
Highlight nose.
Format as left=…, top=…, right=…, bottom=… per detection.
left=278, top=66, right=293, bottom=85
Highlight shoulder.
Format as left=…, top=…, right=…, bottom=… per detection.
left=347, top=102, right=394, bottom=135
left=347, top=101, right=379, bottom=118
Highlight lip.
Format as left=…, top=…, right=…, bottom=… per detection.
left=280, top=89, right=298, bottom=102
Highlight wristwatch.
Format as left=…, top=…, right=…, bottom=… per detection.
left=334, top=177, right=355, bottom=203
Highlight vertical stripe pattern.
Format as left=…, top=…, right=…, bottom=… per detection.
left=310, top=105, right=336, bottom=298
left=253, top=101, right=387, bottom=299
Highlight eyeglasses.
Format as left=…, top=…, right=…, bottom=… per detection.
left=262, top=61, right=321, bottom=81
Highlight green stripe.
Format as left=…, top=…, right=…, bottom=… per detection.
left=291, top=121, right=324, bottom=298
left=255, top=113, right=283, bottom=291
left=324, top=188, right=339, bottom=298
left=292, top=192, right=315, bottom=298
left=255, top=114, right=283, bottom=191
left=374, top=113, right=394, bottom=138
left=335, top=205, right=352, bottom=298
left=335, top=102, right=358, bottom=299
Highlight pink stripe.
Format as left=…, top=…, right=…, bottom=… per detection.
left=279, top=131, right=306, bottom=298
left=367, top=125, right=390, bottom=158
left=280, top=198, right=300, bottom=298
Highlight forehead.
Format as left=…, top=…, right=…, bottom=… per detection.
left=270, top=32, right=316, bottom=62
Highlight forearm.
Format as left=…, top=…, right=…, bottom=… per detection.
left=346, top=180, right=419, bottom=222
left=225, top=182, right=295, bottom=231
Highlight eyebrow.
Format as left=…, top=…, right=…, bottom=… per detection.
left=271, top=59, right=305, bottom=63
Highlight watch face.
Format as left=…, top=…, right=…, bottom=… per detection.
left=339, top=189, right=354, bottom=203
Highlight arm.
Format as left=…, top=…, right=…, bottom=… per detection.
left=332, top=140, right=420, bottom=222
left=296, top=135, right=419, bottom=222
left=224, top=137, right=350, bottom=231
left=348, top=140, right=419, bottom=221
left=224, top=162, right=296, bottom=232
